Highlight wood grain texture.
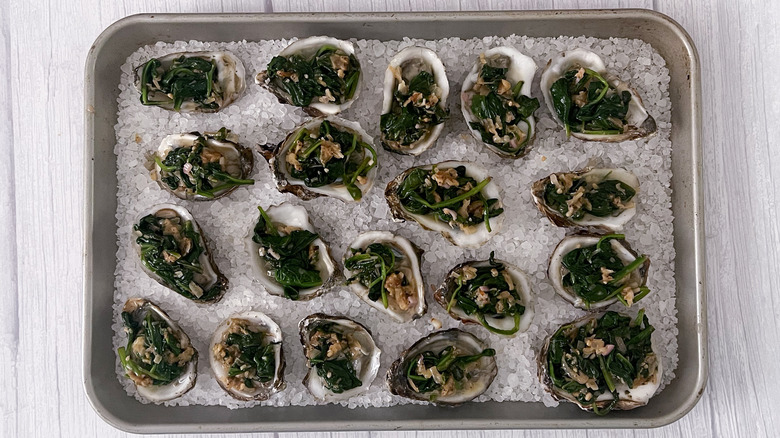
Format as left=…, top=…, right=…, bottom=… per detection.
left=3, top=0, right=778, bottom=437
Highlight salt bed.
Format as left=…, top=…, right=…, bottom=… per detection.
left=112, top=35, right=677, bottom=409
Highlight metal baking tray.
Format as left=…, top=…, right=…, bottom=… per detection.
left=83, top=9, right=706, bottom=432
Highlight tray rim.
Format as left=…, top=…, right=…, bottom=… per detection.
left=83, top=9, right=707, bottom=433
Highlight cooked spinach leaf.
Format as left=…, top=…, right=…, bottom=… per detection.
left=396, top=165, right=503, bottom=233
left=139, top=55, right=219, bottom=111
left=344, top=243, right=404, bottom=308
left=380, top=70, right=448, bottom=148
left=134, top=213, right=224, bottom=301
left=267, top=45, right=360, bottom=107
left=221, top=324, right=277, bottom=387
left=117, top=310, right=193, bottom=386
left=405, top=346, right=495, bottom=396
left=546, top=310, right=656, bottom=416
left=549, top=68, right=632, bottom=136
left=154, top=129, right=253, bottom=199
left=543, top=172, right=636, bottom=220
left=285, top=120, right=377, bottom=201
left=252, top=206, right=323, bottom=300
left=467, top=64, right=539, bottom=156
left=561, top=234, right=649, bottom=308
left=445, top=252, right=526, bottom=335
left=307, top=324, right=362, bottom=393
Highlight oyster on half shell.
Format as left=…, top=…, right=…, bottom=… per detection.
left=385, top=161, right=504, bottom=248
left=149, top=128, right=254, bottom=201
left=299, top=314, right=381, bottom=402
left=538, top=310, right=662, bottom=414
left=117, top=298, right=197, bottom=403
left=434, top=252, right=534, bottom=336
left=209, top=311, right=286, bottom=401
left=387, top=329, right=497, bottom=406
left=260, top=116, right=378, bottom=203
left=380, top=46, right=449, bottom=155
left=532, top=167, right=639, bottom=232
left=132, top=204, right=227, bottom=303
left=548, top=233, right=650, bottom=310
left=343, top=231, right=427, bottom=323
left=256, top=36, right=362, bottom=117
left=248, top=203, right=340, bottom=301
left=540, top=48, right=656, bottom=141
left=461, top=46, right=540, bottom=158
left=135, top=51, right=246, bottom=113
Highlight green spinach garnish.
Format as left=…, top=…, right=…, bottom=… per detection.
left=266, top=45, right=360, bottom=107
left=345, top=243, right=404, bottom=309
left=445, top=252, right=526, bottom=335
left=405, top=346, right=495, bottom=398
left=134, top=212, right=224, bottom=301
left=251, top=206, right=323, bottom=300
left=117, top=309, right=194, bottom=386
left=306, top=323, right=362, bottom=394
left=396, top=165, right=503, bottom=233
left=467, top=64, right=539, bottom=156
left=546, top=310, right=657, bottom=415
left=380, top=70, right=448, bottom=148
left=549, top=67, right=632, bottom=136
left=285, top=120, right=377, bottom=201
left=139, top=55, right=220, bottom=111
left=561, top=234, right=649, bottom=308
left=543, top=172, right=636, bottom=220
left=154, top=128, right=254, bottom=199
left=216, top=320, right=277, bottom=389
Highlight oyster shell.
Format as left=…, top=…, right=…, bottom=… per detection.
left=117, top=298, right=197, bottom=402
left=532, top=167, right=639, bottom=232
left=260, top=116, right=378, bottom=202
left=132, top=204, right=227, bottom=303
left=434, top=252, right=534, bottom=336
left=538, top=310, right=662, bottom=414
left=135, top=51, right=246, bottom=113
left=380, top=46, right=449, bottom=155
left=256, top=36, right=361, bottom=116
left=209, top=311, right=285, bottom=401
left=385, top=161, right=504, bottom=248
left=343, top=231, right=427, bottom=323
left=248, top=203, right=339, bottom=301
left=299, top=314, right=381, bottom=401
left=461, top=46, right=539, bottom=158
left=540, top=48, right=656, bottom=141
left=548, top=233, right=650, bottom=310
left=150, top=129, right=254, bottom=201
left=387, top=328, right=497, bottom=406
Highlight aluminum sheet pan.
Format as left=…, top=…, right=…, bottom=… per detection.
left=83, top=10, right=706, bottom=433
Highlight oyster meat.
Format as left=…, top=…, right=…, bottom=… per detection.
left=387, top=329, right=497, bottom=406
left=135, top=51, right=246, bottom=112
left=380, top=46, right=449, bottom=155
left=299, top=314, right=381, bottom=401
left=343, top=231, right=427, bottom=323
left=548, top=233, right=650, bottom=310
left=209, top=311, right=286, bottom=401
left=538, top=310, right=662, bottom=414
left=150, top=128, right=254, bottom=201
left=434, top=251, right=534, bottom=336
left=540, top=48, right=656, bottom=141
left=132, top=204, right=227, bottom=302
left=116, top=298, right=197, bottom=403
left=461, top=47, right=540, bottom=158
left=532, top=167, right=639, bottom=231
left=248, top=203, right=339, bottom=301
left=256, top=36, right=361, bottom=116
left=385, top=161, right=504, bottom=248
left=260, top=116, right=378, bottom=202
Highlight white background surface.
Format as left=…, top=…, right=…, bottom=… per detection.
left=1, top=0, right=777, bottom=437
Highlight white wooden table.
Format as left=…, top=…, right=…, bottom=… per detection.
left=2, top=0, right=778, bottom=436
